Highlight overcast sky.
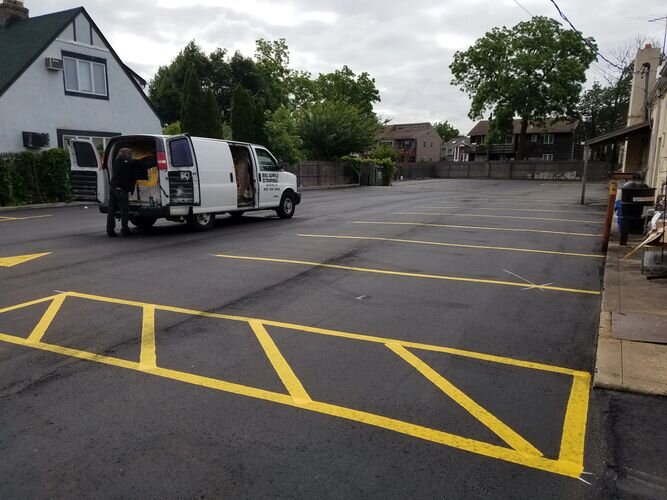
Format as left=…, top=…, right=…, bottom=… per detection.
left=30, top=0, right=667, bottom=134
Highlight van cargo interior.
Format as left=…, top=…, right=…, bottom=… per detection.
left=230, top=145, right=256, bottom=207
left=107, top=140, right=159, bottom=206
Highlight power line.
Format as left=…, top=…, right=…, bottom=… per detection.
left=547, top=0, right=626, bottom=72
left=511, top=0, right=534, bottom=18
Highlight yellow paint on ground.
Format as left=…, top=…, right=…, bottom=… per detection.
left=214, top=254, right=601, bottom=296
left=250, top=320, right=311, bottom=404
left=26, top=294, right=66, bottom=343
left=0, top=252, right=51, bottom=268
left=420, top=206, right=607, bottom=216
left=140, top=305, right=157, bottom=369
left=0, top=291, right=591, bottom=478
left=387, top=343, right=543, bottom=456
left=296, top=234, right=604, bottom=259
left=0, top=215, right=52, bottom=223
left=351, top=221, right=601, bottom=238
left=394, top=212, right=603, bottom=225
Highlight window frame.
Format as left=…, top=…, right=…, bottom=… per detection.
left=62, top=50, right=109, bottom=100
left=255, top=147, right=281, bottom=172
left=543, top=133, right=554, bottom=145
left=542, top=153, right=554, bottom=161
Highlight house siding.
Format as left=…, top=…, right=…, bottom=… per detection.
left=0, top=17, right=160, bottom=152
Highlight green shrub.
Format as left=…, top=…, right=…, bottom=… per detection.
left=0, top=148, right=71, bottom=206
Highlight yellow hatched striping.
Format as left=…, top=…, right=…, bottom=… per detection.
left=0, top=291, right=591, bottom=478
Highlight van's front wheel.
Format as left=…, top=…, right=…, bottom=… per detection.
left=187, top=212, right=215, bottom=231
left=276, top=193, right=295, bottom=219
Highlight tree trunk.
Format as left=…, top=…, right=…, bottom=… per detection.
left=517, top=117, right=529, bottom=160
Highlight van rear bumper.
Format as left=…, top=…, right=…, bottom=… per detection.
left=99, top=204, right=169, bottom=218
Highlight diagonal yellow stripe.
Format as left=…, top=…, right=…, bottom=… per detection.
left=250, top=320, right=311, bottom=404
left=140, top=305, right=157, bottom=369
left=296, top=234, right=604, bottom=259
left=0, top=294, right=60, bottom=314
left=214, top=254, right=601, bottom=296
left=26, top=294, right=66, bottom=343
left=351, top=221, right=601, bottom=238
left=386, top=343, right=543, bottom=456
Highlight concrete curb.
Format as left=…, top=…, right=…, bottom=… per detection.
left=0, top=201, right=92, bottom=212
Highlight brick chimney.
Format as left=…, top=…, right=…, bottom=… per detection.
left=0, top=0, right=29, bottom=29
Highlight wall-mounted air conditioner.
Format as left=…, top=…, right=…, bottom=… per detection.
left=45, top=57, right=64, bottom=71
left=22, top=132, right=50, bottom=149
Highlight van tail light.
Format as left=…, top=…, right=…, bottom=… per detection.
left=156, top=151, right=168, bottom=170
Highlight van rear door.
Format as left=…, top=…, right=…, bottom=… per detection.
left=67, top=139, right=101, bottom=202
left=165, top=136, right=200, bottom=206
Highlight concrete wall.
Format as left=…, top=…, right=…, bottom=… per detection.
left=0, top=13, right=161, bottom=152
left=647, top=77, right=667, bottom=190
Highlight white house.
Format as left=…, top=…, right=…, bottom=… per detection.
left=0, top=1, right=162, bottom=155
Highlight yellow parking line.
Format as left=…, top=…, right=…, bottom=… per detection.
left=214, top=254, right=600, bottom=295
left=0, top=291, right=591, bottom=477
left=26, top=294, right=66, bottom=343
left=352, top=221, right=601, bottom=238
left=387, top=343, right=543, bottom=456
left=250, top=320, right=311, bottom=404
left=420, top=206, right=607, bottom=216
left=297, top=234, right=604, bottom=259
left=0, top=294, right=60, bottom=314
left=394, top=212, right=603, bottom=225
left=0, top=215, right=52, bottom=222
left=140, top=305, right=157, bottom=369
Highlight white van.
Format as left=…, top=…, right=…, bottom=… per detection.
left=69, top=135, right=301, bottom=230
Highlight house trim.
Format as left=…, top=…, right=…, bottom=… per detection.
left=56, top=128, right=121, bottom=148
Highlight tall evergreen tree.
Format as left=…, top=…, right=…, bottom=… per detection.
left=231, top=86, right=266, bottom=143
left=180, top=66, right=207, bottom=136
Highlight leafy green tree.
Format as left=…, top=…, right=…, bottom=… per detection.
left=255, top=38, right=292, bottom=112
left=315, top=65, right=380, bottom=115
left=202, top=89, right=224, bottom=138
left=149, top=41, right=211, bottom=123
left=231, top=86, right=266, bottom=144
left=265, top=105, right=304, bottom=164
left=369, top=144, right=398, bottom=162
left=298, top=100, right=380, bottom=160
left=450, top=16, right=597, bottom=159
left=163, top=121, right=182, bottom=135
left=434, top=121, right=460, bottom=142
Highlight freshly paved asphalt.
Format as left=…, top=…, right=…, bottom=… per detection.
left=0, top=179, right=661, bottom=498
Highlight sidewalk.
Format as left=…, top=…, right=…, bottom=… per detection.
left=595, top=232, right=667, bottom=395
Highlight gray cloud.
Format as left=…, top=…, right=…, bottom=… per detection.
left=30, top=0, right=667, bottom=135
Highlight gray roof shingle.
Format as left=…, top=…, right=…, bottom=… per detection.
left=0, top=8, right=81, bottom=97
left=468, top=119, right=579, bottom=137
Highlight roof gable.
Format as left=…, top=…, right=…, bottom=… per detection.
left=468, top=119, right=579, bottom=137
left=0, top=7, right=81, bottom=97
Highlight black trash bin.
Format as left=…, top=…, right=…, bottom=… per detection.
left=618, top=186, right=656, bottom=245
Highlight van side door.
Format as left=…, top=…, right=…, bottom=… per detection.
left=166, top=136, right=201, bottom=206
left=254, top=147, right=285, bottom=208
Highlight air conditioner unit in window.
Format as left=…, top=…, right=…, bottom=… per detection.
left=45, top=57, right=64, bottom=71
left=22, top=132, right=50, bottom=149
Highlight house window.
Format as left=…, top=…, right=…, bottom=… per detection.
left=530, top=134, right=538, bottom=143
left=447, top=148, right=454, bottom=155
left=543, top=134, right=554, bottom=144
left=62, top=51, right=108, bottom=99
left=543, top=154, right=553, bottom=161
left=423, top=141, right=426, bottom=147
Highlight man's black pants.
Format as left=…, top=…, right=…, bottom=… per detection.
left=107, top=187, right=130, bottom=234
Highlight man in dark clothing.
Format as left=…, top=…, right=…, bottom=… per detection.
left=107, top=148, right=136, bottom=237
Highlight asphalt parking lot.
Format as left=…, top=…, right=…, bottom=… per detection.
left=0, top=179, right=613, bottom=497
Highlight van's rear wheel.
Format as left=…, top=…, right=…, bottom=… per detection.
left=276, top=193, right=295, bottom=219
left=129, top=216, right=157, bottom=229
left=187, top=212, right=215, bottom=231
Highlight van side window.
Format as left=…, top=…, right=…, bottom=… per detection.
left=169, top=138, right=194, bottom=167
left=256, top=148, right=279, bottom=171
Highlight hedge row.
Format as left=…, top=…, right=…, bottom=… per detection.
left=0, top=148, right=71, bottom=206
